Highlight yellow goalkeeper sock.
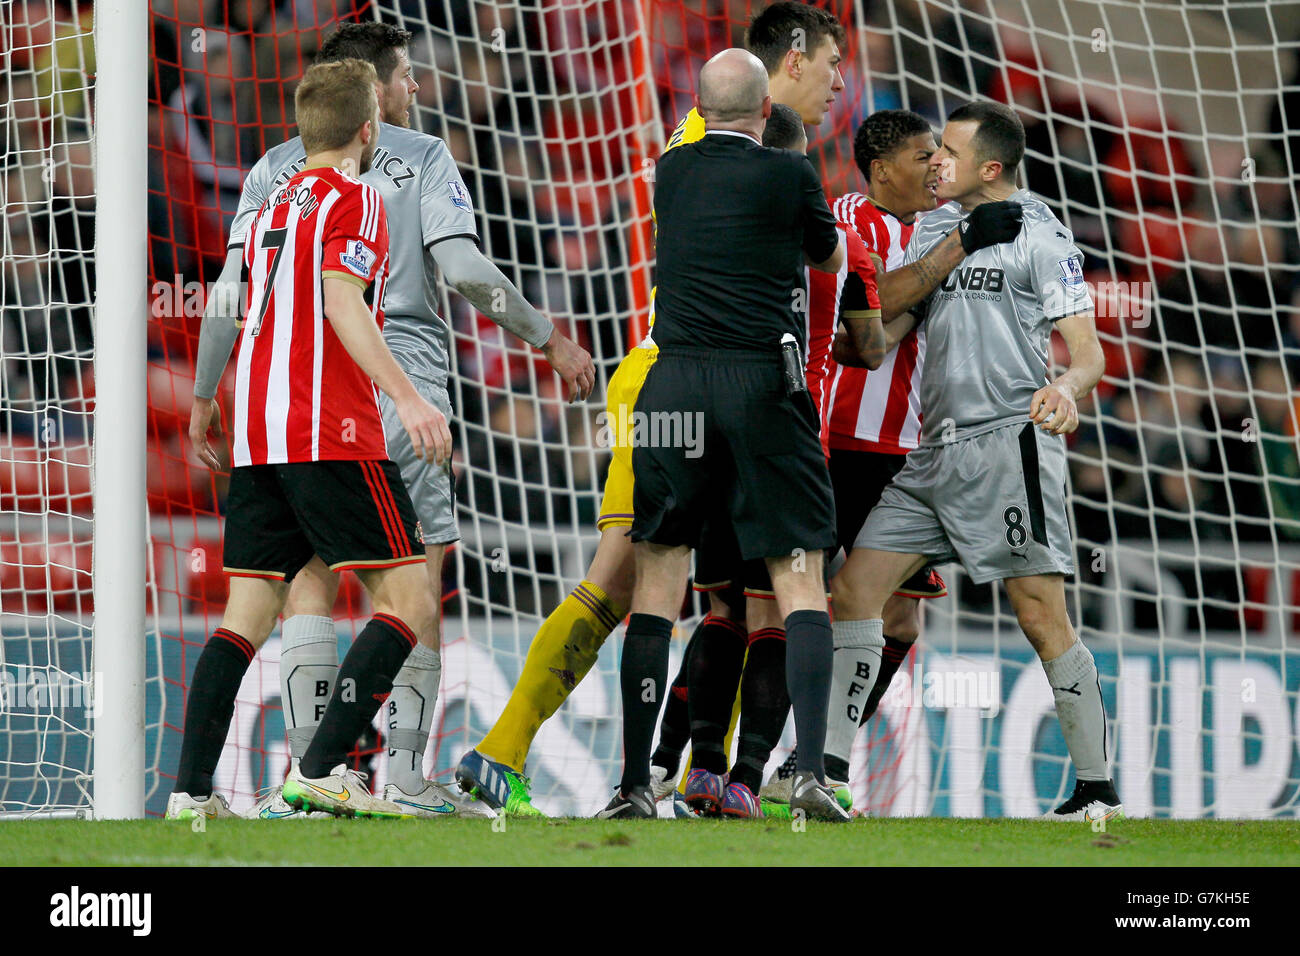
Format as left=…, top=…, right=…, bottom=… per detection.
left=478, top=580, right=624, bottom=771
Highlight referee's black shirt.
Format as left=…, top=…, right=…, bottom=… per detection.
left=652, top=129, right=840, bottom=352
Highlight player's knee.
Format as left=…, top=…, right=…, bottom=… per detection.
left=746, top=595, right=781, bottom=630
left=589, top=526, right=636, bottom=599
left=882, top=597, right=920, bottom=641
left=829, top=571, right=856, bottom=610
left=284, top=559, right=339, bottom=617
left=830, top=567, right=876, bottom=619
left=1012, top=593, right=1055, bottom=643
left=708, top=587, right=745, bottom=622
left=365, top=566, right=437, bottom=642
left=395, top=591, right=438, bottom=646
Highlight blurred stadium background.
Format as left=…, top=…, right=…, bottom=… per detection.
left=2, top=0, right=1299, bottom=819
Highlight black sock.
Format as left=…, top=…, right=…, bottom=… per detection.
left=174, top=628, right=255, bottom=796
left=784, top=609, right=833, bottom=777
left=686, top=614, right=747, bottom=774
left=619, top=613, right=673, bottom=791
left=729, top=627, right=789, bottom=794
left=860, top=635, right=914, bottom=725
left=824, top=753, right=850, bottom=783
left=650, top=616, right=703, bottom=775
left=300, top=613, right=415, bottom=778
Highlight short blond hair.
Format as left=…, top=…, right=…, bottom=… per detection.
left=295, top=59, right=378, bottom=154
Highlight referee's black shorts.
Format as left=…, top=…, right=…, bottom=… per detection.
left=222, top=459, right=425, bottom=583
left=631, top=347, right=836, bottom=561
left=694, top=517, right=832, bottom=603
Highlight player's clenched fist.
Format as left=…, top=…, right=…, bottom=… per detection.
left=397, top=393, right=453, bottom=465
left=1029, top=382, right=1078, bottom=435
left=959, top=200, right=1024, bottom=254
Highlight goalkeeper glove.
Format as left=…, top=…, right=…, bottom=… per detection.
left=959, top=200, right=1024, bottom=254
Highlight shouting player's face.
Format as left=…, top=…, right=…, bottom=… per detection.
left=882, top=131, right=940, bottom=216
left=931, top=120, right=991, bottom=205
left=380, top=48, right=419, bottom=128
left=784, top=37, right=844, bottom=125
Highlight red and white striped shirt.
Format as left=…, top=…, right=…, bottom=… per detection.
left=826, top=192, right=926, bottom=455
left=805, top=223, right=880, bottom=459
left=234, top=166, right=391, bottom=467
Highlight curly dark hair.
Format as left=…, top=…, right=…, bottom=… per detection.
left=745, top=2, right=846, bottom=75
left=316, top=22, right=413, bottom=84
left=762, top=102, right=805, bottom=149
left=853, top=109, right=933, bottom=182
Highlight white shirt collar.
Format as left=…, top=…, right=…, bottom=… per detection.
left=704, top=129, right=761, bottom=145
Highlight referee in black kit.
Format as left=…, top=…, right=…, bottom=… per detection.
left=599, top=48, right=848, bottom=821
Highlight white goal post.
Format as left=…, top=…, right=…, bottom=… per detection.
left=90, top=0, right=147, bottom=820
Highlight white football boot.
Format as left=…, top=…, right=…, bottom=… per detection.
left=1043, top=779, right=1124, bottom=823
left=383, top=780, right=498, bottom=819
left=247, top=785, right=332, bottom=820
left=282, top=764, right=411, bottom=819
left=165, top=791, right=237, bottom=820
left=649, top=764, right=680, bottom=803
left=789, top=771, right=851, bottom=823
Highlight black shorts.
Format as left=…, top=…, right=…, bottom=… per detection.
left=222, top=459, right=425, bottom=583
left=631, top=348, right=836, bottom=561
left=693, top=516, right=833, bottom=603
left=692, top=518, right=764, bottom=610
left=829, top=447, right=946, bottom=599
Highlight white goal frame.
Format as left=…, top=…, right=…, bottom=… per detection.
left=90, top=0, right=147, bottom=820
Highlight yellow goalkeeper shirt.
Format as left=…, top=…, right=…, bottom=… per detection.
left=640, top=108, right=706, bottom=347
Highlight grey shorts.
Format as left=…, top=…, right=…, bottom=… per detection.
left=856, top=421, right=1074, bottom=585
left=379, top=378, right=459, bottom=546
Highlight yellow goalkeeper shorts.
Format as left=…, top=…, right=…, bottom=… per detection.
left=597, top=343, right=659, bottom=530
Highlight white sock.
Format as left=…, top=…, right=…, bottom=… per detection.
left=280, top=615, right=338, bottom=766
left=387, top=642, right=442, bottom=794
left=1042, top=639, right=1109, bottom=781
left=825, top=618, right=884, bottom=776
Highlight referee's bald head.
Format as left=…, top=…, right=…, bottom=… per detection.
left=698, top=48, right=770, bottom=123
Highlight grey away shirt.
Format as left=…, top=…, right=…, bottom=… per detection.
left=903, top=189, right=1094, bottom=446
left=228, top=123, right=479, bottom=386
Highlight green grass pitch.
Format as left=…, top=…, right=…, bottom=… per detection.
left=3, top=817, right=1298, bottom=867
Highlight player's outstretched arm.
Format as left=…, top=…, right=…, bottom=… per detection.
left=1029, top=310, right=1104, bottom=436
left=322, top=276, right=452, bottom=464
left=876, top=200, right=1025, bottom=320
left=431, top=237, right=595, bottom=401
left=876, top=231, right=962, bottom=320
left=188, top=245, right=246, bottom=470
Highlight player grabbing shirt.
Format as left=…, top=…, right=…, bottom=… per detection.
left=455, top=7, right=843, bottom=807
left=833, top=100, right=1119, bottom=823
